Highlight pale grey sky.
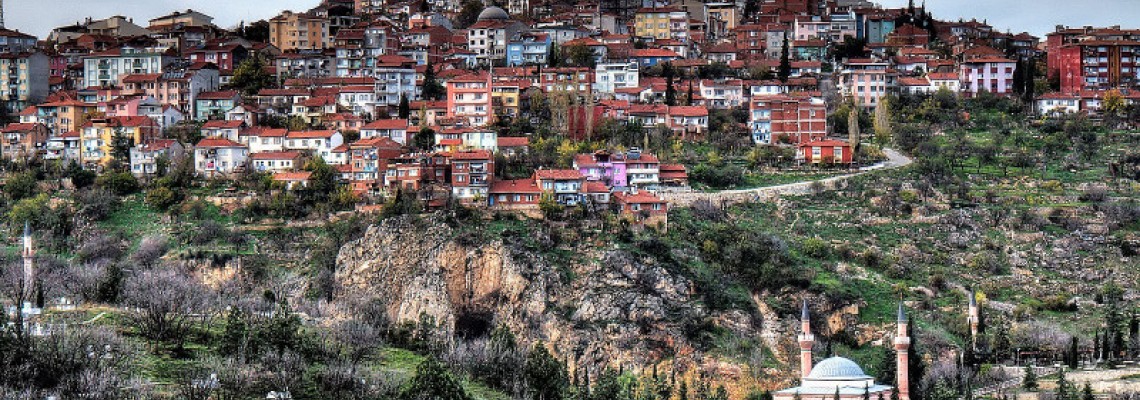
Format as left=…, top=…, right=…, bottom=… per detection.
left=6, top=0, right=1140, bottom=38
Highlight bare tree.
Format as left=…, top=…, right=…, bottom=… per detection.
left=336, top=319, right=380, bottom=374
left=263, top=350, right=307, bottom=397
left=121, top=268, right=212, bottom=349
left=131, top=235, right=169, bottom=267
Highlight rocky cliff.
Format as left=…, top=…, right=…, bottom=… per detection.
left=335, top=215, right=871, bottom=390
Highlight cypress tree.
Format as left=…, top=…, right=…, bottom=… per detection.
left=778, top=32, right=791, bottom=82
left=1068, top=337, right=1080, bottom=369
left=664, top=62, right=677, bottom=106
left=1081, top=382, right=1094, bottom=400
left=398, top=94, right=411, bottom=119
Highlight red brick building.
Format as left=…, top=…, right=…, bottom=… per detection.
left=749, top=95, right=827, bottom=145
left=797, top=139, right=853, bottom=164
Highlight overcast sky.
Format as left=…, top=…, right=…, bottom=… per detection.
left=6, top=0, right=1140, bottom=38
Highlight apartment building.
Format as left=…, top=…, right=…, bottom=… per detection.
left=269, top=11, right=332, bottom=51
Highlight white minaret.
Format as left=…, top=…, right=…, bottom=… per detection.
left=21, top=221, right=34, bottom=302
left=967, top=289, right=979, bottom=340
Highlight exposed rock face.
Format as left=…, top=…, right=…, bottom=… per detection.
left=336, top=215, right=732, bottom=372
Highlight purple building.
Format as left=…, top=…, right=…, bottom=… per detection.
left=574, top=150, right=629, bottom=188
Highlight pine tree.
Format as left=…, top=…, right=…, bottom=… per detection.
left=525, top=343, right=568, bottom=400
left=906, top=320, right=926, bottom=400
left=1056, top=368, right=1072, bottom=400
left=1022, top=366, right=1037, bottom=391
left=1081, top=382, right=1094, bottom=400
left=678, top=380, right=689, bottom=400
left=402, top=357, right=473, bottom=400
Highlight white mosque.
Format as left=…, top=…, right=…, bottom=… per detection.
left=774, top=301, right=911, bottom=400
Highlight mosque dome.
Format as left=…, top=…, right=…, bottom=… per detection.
left=477, top=6, right=510, bottom=21
left=806, top=357, right=870, bottom=380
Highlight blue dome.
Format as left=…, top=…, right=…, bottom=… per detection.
left=807, top=357, right=869, bottom=379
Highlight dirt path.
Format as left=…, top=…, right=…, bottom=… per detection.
left=661, top=148, right=913, bottom=207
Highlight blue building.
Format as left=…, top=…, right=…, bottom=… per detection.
left=506, top=32, right=551, bottom=66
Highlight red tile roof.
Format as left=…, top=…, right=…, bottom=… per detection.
left=497, top=136, right=529, bottom=147
left=439, top=138, right=462, bottom=146
left=202, top=119, right=245, bottom=129
left=197, top=90, right=239, bottom=100
left=287, top=130, right=337, bottom=138
left=613, top=190, right=666, bottom=204
left=799, top=139, right=850, bottom=147
left=242, top=127, right=288, bottom=137
left=490, top=178, right=542, bottom=194
left=273, top=172, right=312, bottom=181
left=251, top=151, right=302, bottom=160
left=362, top=119, right=410, bottom=130
left=535, top=169, right=583, bottom=180
left=196, top=137, right=245, bottom=148
left=452, top=149, right=491, bottom=160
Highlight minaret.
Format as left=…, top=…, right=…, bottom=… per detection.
left=798, top=300, right=815, bottom=378
left=967, top=289, right=979, bottom=339
left=895, top=302, right=911, bottom=400
left=21, top=221, right=35, bottom=302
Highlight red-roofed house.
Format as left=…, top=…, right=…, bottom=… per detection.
left=496, top=136, right=529, bottom=157
left=666, top=106, right=709, bottom=139
left=659, top=164, right=688, bottom=187
left=272, top=171, right=313, bottom=190
left=0, top=122, right=49, bottom=160
left=201, top=119, right=246, bottom=141
left=251, top=151, right=304, bottom=173
left=80, top=116, right=161, bottom=167
left=612, top=189, right=668, bottom=224
left=285, top=130, right=345, bottom=160
left=450, top=150, right=494, bottom=203
left=488, top=178, right=543, bottom=210
left=195, top=137, right=249, bottom=177
left=797, top=139, right=853, bottom=164
left=347, top=137, right=404, bottom=195
left=129, top=139, right=184, bottom=177
left=536, top=168, right=586, bottom=205
left=360, top=118, right=411, bottom=145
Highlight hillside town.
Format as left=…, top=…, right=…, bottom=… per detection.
left=0, top=0, right=1117, bottom=222
left=1, top=0, right=1140, bottom=399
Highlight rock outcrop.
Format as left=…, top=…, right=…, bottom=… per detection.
left=335, top=215, right=753, bottom=373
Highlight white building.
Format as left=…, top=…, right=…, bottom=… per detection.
left=83, top=45, right=175, bottom=88
left=959, top=57, right=1016, bottom=98
left=285, top=130, right=344, bottom=160
left=595, top=62, right=640, bottom=94
left=195, top=137, right=249, bottom=177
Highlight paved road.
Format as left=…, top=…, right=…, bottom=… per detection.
left=661, top=148, right=913, bottom=207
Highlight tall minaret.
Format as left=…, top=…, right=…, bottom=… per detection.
left=967, top=289, right=979, bottom=339
left=895, top=302, right=911, bottom=400
left=798, top=300, right=815, bottom=378
left=21, top=221, right=35, bottom=302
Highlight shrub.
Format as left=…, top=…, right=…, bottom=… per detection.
left=1041, top=180, right=1063, bottom=193
left=801, top=237, right=831, bottom=259
left=145, top=187, right=180, bottom=211
left=4, top=171, right=38, bottom=200
left=132, top=235, right=169, bottom=266
left=96, top=172, right=140, bottom=196
left=77, top=233, right=125, bottom=263
left=75, top=189, right=120, bottom=221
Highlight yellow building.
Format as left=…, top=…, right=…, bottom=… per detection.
left=269, top=11, right=331, bottom=51
left=491, top=81, right=525, bottom=121
left=32, top=99, right=97, bottom=136
left=634, top=7, right=688, bottom=40
left=80, top=116, right=159, bottom=167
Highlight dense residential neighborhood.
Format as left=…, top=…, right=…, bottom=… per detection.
left=2, top=0, right=1115, bottom=223
left=3, top=0, right=1140, bottom=399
